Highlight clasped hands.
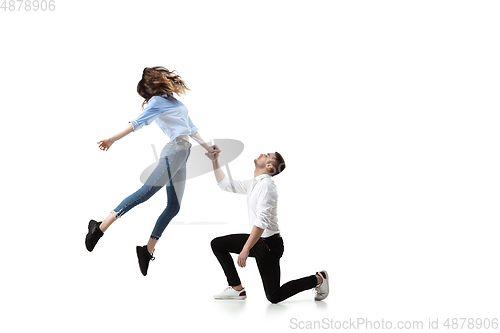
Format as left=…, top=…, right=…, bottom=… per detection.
left=205, top=144, right=221, bottom=161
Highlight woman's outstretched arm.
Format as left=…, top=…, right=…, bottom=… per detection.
left=192, top=132, right=221, bottom=156
left=191, top=131, right=212, bottom=151
left=97, top=122, right=134, bottom=151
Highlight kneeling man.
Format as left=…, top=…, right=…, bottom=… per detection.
left=207, top=147, right=329, bottom=304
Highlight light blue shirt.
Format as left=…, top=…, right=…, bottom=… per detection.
left=128, top=94, right=203, bottom=144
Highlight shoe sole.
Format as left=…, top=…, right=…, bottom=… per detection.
left=315, top=270, right=329, bottom=301
left=136, top=246, right=148, bottom=276
left=85, top=220, right=97, bottom=252
left=213, top=296, right=247, bottom=300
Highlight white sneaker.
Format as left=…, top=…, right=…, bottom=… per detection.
left=213, top=286, right=247, bottom=300
left=314, top=270, right=329, bottom=301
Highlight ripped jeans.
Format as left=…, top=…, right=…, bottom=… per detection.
left=111, top=137, right=191, bottom=240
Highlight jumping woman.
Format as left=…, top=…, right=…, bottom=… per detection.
left=85, top=66, right=217, bottom=276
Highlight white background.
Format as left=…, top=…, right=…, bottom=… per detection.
left=1, top=1, right=499, bottom=332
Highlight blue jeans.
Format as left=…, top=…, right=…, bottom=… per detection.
left=111, top=137, right=192, bottom=240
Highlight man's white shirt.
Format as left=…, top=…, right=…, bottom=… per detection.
left=218, top=173, right=280, bottom=238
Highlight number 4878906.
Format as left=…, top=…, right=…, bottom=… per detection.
left=1, top=0, right=56, bottom=11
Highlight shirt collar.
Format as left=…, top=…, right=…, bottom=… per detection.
left=254, top=174, right=271, bottom=182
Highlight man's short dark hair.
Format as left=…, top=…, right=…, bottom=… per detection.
left=270, top=152, right=286, bottom=177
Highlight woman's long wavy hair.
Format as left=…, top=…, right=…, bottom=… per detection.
left=137, top=66, right=189, bottom=108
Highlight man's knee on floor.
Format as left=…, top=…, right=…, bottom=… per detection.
left=266, top=293, right=281, bottom=304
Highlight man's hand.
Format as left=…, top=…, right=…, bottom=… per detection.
left=237, top=248, right=250, bottom=267
left=97, top=138, right=115, bottom=151
left=237, top=226, right=264, bottom=267
left=205, top=151, right=218, bottom=161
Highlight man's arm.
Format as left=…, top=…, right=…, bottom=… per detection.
left=237, top=226, right=265, bottom=267
left=208, top=149, right=251, bottom=194
left=97, top=122, right=134, bottom=151
left=211, top=154, right=226, bottom=183
left=238, top=185, right=278, bottom=266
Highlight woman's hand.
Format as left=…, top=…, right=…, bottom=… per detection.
left=207, top=144, right=221, bottom=154
left=97, top=138, right=115, bottom=151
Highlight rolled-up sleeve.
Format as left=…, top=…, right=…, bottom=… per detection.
left=217, top=175, right=251, bottom=195
left=129, top=97, right=167, bottom=132
left=187, top=114, right=205, bottom=145
left=187, top=115, right=198, bottom=135
left=254, top=185, right=277, bottom=230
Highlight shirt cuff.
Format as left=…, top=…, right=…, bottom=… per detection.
left=190, top=133, right=204, bottom=145
left=217, top=175, right=229, bottom=191
left=254, top=220, right=269, bottom=230
left=129, top=120, right=137, bottom=132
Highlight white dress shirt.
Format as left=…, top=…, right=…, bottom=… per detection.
left=218, top=173, right=280, bottom=238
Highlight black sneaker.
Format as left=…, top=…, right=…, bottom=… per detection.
left=136, top=245, right=155, bottom=276
left=85, top=219, right=104, bottom=252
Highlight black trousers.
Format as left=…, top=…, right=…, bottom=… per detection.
left=210, top=233, right=318, bottom=304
